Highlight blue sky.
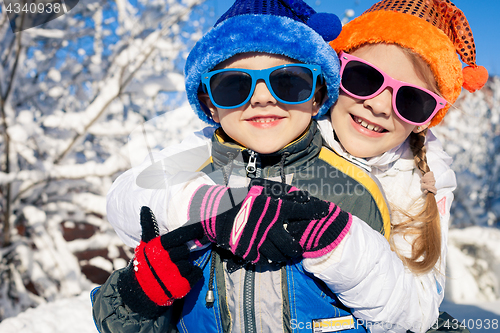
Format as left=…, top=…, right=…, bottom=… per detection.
left=211, top=0, right=499, bottom=76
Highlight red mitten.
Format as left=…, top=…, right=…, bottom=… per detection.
left=117, top=206, right=203, bottom=318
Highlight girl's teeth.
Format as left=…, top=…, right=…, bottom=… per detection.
left=355, top=116, right=383, bottom=133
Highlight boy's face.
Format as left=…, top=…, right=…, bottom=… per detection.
left=199, top=53, right=323, bottom=154
left=331, top=44, right=429, bottom=158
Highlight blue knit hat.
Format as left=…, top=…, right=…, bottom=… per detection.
left=185, top=0, right=342, bottom=126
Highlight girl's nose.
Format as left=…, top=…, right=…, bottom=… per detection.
left=250, top=79, right=277, bottom=106
left=362, top=88, right=393, bottom=117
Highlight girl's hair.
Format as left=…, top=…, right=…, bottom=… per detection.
left=390, top=129, right=441, bottom=274
left=389, top=48, right=442, bottom=275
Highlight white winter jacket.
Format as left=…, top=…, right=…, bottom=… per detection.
left=106, top=118, right=456, bottom=333
left=311, top=118, right=456, bottom=333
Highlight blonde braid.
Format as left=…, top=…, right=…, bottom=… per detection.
left=411, top=130, right=430, bottom=174
left=391, top=130, right=441, bottom=274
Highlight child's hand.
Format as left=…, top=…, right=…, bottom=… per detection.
left=251, top=179, right=353, bottom=259
left=117, top=206, right=203, bottom=318
left=285, top=199, right=352, bottom=258
left=188, top=179, right=335, bottom=264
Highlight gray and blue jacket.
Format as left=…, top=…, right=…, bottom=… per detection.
left=92, top=121, right=391, bottom=333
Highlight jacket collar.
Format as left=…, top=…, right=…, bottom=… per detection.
left=210, top=120, right=322, bottom=172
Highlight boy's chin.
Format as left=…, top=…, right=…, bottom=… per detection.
left=248, top=146, right=284, bottom=155
left=245, top=140, right=287, bottom=155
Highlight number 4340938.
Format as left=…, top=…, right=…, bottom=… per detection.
left=5, top=2, right=63, bottom=14
left=435, top=318, right=498, bottom=330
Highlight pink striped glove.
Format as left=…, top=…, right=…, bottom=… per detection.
left=285, top=200, right=352, bottom=258
left=188, top=179, right=351, bottom=263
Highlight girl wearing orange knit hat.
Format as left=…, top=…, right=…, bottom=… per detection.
left=307, top=0, right=487, bottom=332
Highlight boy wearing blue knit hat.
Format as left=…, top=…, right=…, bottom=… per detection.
left=92, top=1, right=391, bottom=332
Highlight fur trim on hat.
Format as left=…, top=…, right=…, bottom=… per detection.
left=185, top=14, right=340, bottom=126
left=330, top=11, right=463, bottom=127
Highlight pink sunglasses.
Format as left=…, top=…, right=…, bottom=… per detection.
left=338, top=51, right=448, bottom=126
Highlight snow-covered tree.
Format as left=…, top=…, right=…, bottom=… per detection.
left=433, top=77, right=500, bottom=228
left=0, top=0, right=209, bottom=320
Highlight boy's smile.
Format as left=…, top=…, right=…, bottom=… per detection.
left=199, top=53, right=323, bottom=154
left=246, top=115, right=285, bottom=128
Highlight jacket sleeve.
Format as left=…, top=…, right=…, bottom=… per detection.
left=91, top=267, right=180, bottom=333
left=302, top=133, right=456, bottom=333
left=106, top=127, right=215, bottom=247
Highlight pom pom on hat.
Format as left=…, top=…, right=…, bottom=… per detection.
left=307, top=13, right=342, bottom=42
left=462, top=65, right=489, bottom=93
left=280, top=0, right=342, bottom=41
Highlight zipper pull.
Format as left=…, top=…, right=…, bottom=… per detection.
left=246, top=150, right=257, bottom=174
left=205, top=289, right=215, bottom=307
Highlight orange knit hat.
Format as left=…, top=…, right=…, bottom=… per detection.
left=330, top=0, right=488, bottom=127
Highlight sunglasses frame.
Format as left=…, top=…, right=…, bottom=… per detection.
left=338, top=51, right=447, bottom=126
left=201, top=64, right=322, bottom=109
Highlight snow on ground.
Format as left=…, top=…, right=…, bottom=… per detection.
left=1, top=225, right=500, bottom=333
left=0, top=292, right=498, bottom=333
left=446, top=227, right=500, bottom=304
left=0, top=289, right=97, bottom=333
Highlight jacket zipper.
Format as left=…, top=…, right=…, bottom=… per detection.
left=244, top=150, right=258, bottom=332
left=243, top=267, right=256, bottom=333
left=246, top=150, right=257, bottom=174
left=245, top=150, right=262, bottom=178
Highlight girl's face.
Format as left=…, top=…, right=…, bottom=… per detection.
left=331, top=44, right=431, bottom=158
left=199, top=53, right=323, bottom=154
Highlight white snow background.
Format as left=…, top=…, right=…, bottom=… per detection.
left=0, top=0, right=500, bottom=331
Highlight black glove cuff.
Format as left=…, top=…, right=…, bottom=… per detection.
left=117, top=263, right=167, bottom=319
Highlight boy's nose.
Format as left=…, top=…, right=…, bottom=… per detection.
left=250, top=79, right=277, bottom=106
left=362, top=88, right=393, bottom=117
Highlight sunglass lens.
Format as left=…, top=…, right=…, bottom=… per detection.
left=270, top=67, right=314, bottom=102
left=396, top=86, right=437, bottom=124
left=342, top=61, right=384, bottom=97
left=210, top=72, right=252, bottom=107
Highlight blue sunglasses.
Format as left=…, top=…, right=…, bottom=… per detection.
left=201, top=64, right=323, bottom=109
